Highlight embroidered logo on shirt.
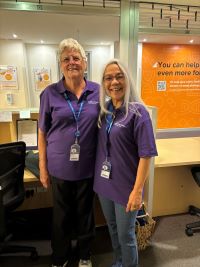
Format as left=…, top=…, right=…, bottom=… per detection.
left=128, top=102, right=141, bottom=116
left=88, top=100, right=99, bottom=104
left=129, top=104, right=137, bottom=113
left=114, top=122, right=126, bottom=128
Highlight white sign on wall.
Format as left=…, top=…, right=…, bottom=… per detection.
left=33, top=67, right=51, bottom=91
left=0, top=65, right=18, bottom=90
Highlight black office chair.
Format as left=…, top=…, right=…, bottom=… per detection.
left=0, top=141, right=38, bottom=259
left=185, top=167, right=200, bottom=236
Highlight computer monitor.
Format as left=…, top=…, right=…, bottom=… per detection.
left=0, top=141, right=26, bottom=208
left=0, top=141, right=26, bottom=177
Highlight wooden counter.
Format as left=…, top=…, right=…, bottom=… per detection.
left=155, top=137, right=200, bottom=167
left=18, top=169, right=53, bottom=211
left=24, top=169, right=39, bottom=183
left=23, top=137, right=200, bottom=218
left=152, top=137, right=200, bottom=217
left=23, top=169, right=105, bottom=226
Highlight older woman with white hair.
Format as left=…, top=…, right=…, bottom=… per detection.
left=94, top=59, right=157, bottom=267
left=39, top=38, right=99, bottom=267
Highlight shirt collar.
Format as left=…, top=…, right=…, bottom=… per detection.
left=56, top=77, right=94, bottom=95
left=107, top=99, right=126, bottom=113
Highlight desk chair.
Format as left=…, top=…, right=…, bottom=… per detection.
left=185, top=167, right=200, bottom=236
left=0, top=141, right=38, bottom=259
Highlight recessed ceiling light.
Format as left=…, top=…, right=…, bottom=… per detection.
left=40, top=40, right=44, bottom=44
left=13, top=34, right=18, bottom=38
left=143, top=38, right=147, bottom=42
left=189, top=39, right=194, bottom=43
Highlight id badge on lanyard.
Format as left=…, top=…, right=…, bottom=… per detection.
left=101, top=160, right=112, bottom=179
left=100, top=107, right=115, bottom=179
left=64, top=92, right=86, bottom=162
left=70, top=143, right=80, bottom=161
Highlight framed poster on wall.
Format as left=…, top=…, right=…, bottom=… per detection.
left=0, top=65, right=18, bottom=90
left=16, top=119, right=38, bottom=150
left=33, top=67, right=51, bottom=91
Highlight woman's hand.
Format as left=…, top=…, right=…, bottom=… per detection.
left=40, top=169, right=50, bottom=189
left=126, top=190, right=142, bottom=212
left=38, top=129, right=49, bottom=188
left=126, top=157, right=151, bottom=212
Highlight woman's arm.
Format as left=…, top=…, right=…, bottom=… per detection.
left=38, top=129, right=50, bottom=188
left=126, top=157, right=151, bottom=212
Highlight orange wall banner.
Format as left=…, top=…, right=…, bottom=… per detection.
left=141, top=43, right=200, bottom=129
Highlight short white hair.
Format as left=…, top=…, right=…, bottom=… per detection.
left=58, top=38, right=87, bottom=62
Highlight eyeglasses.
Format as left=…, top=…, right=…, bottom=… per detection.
left=103, top=73, right=125, bottom=83
left=61, top=56, right=82, bottom=64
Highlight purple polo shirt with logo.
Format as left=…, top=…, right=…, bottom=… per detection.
left=39, top=78, right=100, bottom=181
left=94, top=102, right=158, bottom=206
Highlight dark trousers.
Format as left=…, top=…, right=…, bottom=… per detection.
left=51, top=177, right=95, bottom=265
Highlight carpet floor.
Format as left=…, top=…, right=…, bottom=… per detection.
left=0, top=212, right=200, bottom=267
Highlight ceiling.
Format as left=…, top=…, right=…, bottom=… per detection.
left=0, top=10, right=120, bottom=45
left=0, top=0, right=200, bottom=46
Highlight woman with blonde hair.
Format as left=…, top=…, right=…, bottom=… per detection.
left=39, top=38, right=99, bottom=267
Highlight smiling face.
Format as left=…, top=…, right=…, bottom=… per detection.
left=103, top=63, right=126, bottom=108
left=60, top=48, right=87, bottom=82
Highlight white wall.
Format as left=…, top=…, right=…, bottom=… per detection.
left=26, top=43, right=113, bottom=107
left=26, top=44, right=58, bottom=108
left=0, top=40, right=114, bottom=109
left=0, top=40, right=28, bottom=109
left=84, top=44, right=114, bottom=83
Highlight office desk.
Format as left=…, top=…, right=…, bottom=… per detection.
left=17, top=169, right=53, bottom=211
left=22, top=169, right=105, bottom=226
left=24, top=169, right=39, bottom=183
left=151, top=137, right=200, bottom=217
left=155, top=137, right=200, bottom=167
left=23, top=137, right=200, bottom=218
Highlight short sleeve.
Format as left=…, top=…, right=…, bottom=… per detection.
left=39, top=88, right=52, bottom=133
left=134, top=107, right=158, bottom=158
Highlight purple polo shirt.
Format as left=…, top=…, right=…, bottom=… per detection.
left=94, top=102, right=158, bottom=206
left=39, top=78, right=100, bottom=181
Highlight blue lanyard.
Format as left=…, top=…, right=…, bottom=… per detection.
left=105, top=102, right=116, bottom=157
left=106, top=102, right=115, bottom=134
left=106, top=113, right=115, bottom=134
left=64, top=92, right=86, bottom=140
